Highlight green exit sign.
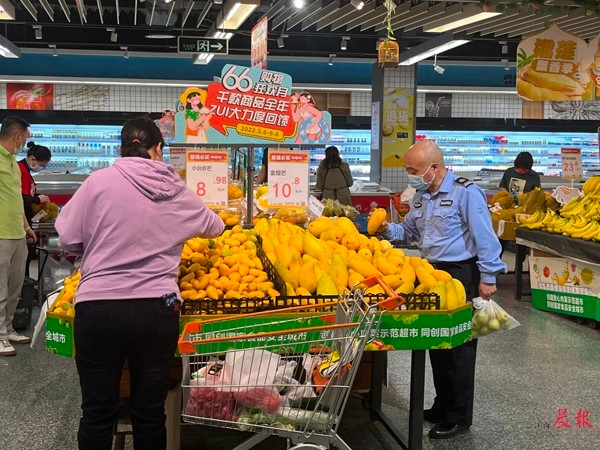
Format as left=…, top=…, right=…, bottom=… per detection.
left=177, top=37, right=229, bottom=55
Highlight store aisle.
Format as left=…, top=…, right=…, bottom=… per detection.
left=1, top=268, right=598, bottom=450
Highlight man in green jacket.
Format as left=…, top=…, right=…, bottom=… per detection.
left=0, top=116, right=37, bottom=356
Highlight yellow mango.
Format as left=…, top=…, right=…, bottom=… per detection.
left=413, top=283, right=429, bottom=294
left=341, top=233, right=360, bottom=251
left=367, top=208, right=387, bottom=234
left=375, top=257, right=399, bottom=276
left=285, top=282, right=296, bottom=296
left=357, top=247, right=373, bottom=262
left=380, top=240, right=392, bottom=252
left=333, top=244, right=350, bottom=259
left=421, top=260, right=436, bottom=274
left=335, top=216, right=360, bottom=237
left=179, top=272, right=195, bottom=284
left=267, top=288, right=281, bottom=298
left=329, top=253, right=349, bottom=294
left=415, top=266, right=436, bottom=290
left=289, top=233, right=304, bottom=254
left=431, top=269, right=452, bottom=282
left=395, top=281, right=414, bottom=294
left=348, top=269, right=365, bottom=290
left=274, top=260, right=298, bottom=289
left=429, top=281, right=448, bottom=310
left=252, top=256, right=263, bottom=270
left=382, top=274, right=403, bottom=290
left=365, top=284, right=385, bottom=296
left=316, top=274, right=338, bottom=297
left=450, top=278, right=467, bottom=306
left=445, top=279, right=458, bottom=310
left=295, top=287, right=312, bottom=296
left=206, top=285, right=220, bottom=300
left=259, top=231, right=276, bottom=253
left=370, top=236, right=382, bottom=252
left=298, top=261, right=318, bottom=294
left=398, top=264, right=416, bottom=285
left=307, top=217, right=335, bottom=237
left=320, top=226, right=344, bottom=243
left=346, top=255, right=379, bottom=278
left=225, top=290, right=242, bottom=299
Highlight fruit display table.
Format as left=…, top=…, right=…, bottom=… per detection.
left=516, top=228, right=600, bottom=322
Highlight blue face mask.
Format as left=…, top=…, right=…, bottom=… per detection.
left=407, top=164, right=434, bottom=191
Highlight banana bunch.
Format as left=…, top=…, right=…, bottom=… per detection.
left=519, top=209, right=555, bottom=230
left=562, top=218, right=600, bottom=240
left=582, top=176, right=600, bottom=196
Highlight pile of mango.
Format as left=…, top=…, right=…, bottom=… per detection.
left=51, top=271, right=80, bottom=317
left=178, top=226, right=280, bottom=306
left=256, top=215, right=467, bottom=310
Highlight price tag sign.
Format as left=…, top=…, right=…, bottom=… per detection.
left=186, top=150, right=229, bottom=206
left=267, top=151, right=310, bottom=207
left=308, top=195, right=325, bottom=217
left=169, top=147, right=187, bottom=172
left=561, top=148, right=583, bottom=179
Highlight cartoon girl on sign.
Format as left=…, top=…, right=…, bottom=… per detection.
left=291, top=91, right=329, bottom=144
left=180, top=87, right=212, bottom=143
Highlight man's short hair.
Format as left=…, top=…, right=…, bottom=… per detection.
left=0, top=116, right=31, bottom=138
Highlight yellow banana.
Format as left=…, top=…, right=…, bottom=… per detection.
left=570, top=221, right=598, bottom=239
left=580, top=221, right=600, bottom=240
left=560, top=196, right=583, bottom=213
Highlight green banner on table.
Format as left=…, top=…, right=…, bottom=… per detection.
left=180, top=305, right=473, bottom=354
left=531, top=289, right=599, bottom=320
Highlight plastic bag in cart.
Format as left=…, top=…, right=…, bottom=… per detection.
left=471, top=297, right=520, bottom=338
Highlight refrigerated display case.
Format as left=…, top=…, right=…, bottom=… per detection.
left=21, top=124, right=123, bottom=171
left=417, top=129, right=600, bottom=177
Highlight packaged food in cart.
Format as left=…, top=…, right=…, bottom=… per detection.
left=178, top=276, right=402, bottom=450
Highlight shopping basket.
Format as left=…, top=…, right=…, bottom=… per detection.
left=178, top=276, right=400, bottom=450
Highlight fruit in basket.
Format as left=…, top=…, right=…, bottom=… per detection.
left=227, top=183, right=244, bottom=200
left=216, top=209, right=241, bottom=226
left=316, top=274, right=338, bottom=296
left=52, top=271, right=81, bottom=316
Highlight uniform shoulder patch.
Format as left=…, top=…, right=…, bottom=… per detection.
left=455, top=177, right=473, bottom=187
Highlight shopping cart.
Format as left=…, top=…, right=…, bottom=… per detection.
left=178, top=277, right=401, bottom=450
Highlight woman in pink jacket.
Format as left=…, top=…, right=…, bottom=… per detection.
left=56, top=117, right=224, bottom=450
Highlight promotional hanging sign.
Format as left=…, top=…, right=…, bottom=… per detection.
left=266, top=150, right=310, bottom=207
left=251, top=16, right=268, bottom=69
left=516, top=25, right=600, bottom=101
left=173, top=65, right=332, bottom=145
left=185, top=150, right=229, bottom=207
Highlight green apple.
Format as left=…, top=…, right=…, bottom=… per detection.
left=488, top=319, right=501, bottom=331
left=475, top=312, right=489, bottom=327
left=477, top=326, right=490, bottom=336
left=497, top=311, right=509, bottom=323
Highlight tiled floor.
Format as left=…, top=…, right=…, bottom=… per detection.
left=1, top=252, right=599, bottom=450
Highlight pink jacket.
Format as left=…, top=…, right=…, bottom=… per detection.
left=56, top=157, right=224, bottom=303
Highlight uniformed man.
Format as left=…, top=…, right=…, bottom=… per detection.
left=374, top=139, right=506, bottom=439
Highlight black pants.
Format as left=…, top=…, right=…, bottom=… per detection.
left=74, top=298, right=179, bottom=450
left=429, top=259, right=480, bottom=426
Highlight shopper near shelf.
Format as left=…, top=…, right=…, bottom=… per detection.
left=55, top=117, right=224, bottom=450
left=498, top=151, right=541, bottom=196
left=315, top=145, right=354, bottom=205
left=0, top=116, right=37, bottom=356
left=256, top=148, right=269, bottom=184
left=18, top=141, right=52, bottom=276
left=372, top=139, right=506, bottom=439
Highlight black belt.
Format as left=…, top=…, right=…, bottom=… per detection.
left=433, top=257, right=477, bottom=270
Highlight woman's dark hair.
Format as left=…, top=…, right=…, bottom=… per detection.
left=186, top=92, right=202, bottom=109
left=26, top=141, right=52, bottom=162
left=321, top=146, right=342, bottom=168
left=514, top=151, right=534, bottom=170
left=120, top=117, right=164, bottom=159
left=298, top=92, right=316, bottom=105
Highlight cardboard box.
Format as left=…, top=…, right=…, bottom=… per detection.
left=492, top=219, right=519, bottom=241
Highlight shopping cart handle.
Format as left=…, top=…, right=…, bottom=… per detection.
left=361, top=275, right=405, bottom=310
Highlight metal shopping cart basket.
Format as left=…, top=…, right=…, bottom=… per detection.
left=178, top=277, right=402, bottom=450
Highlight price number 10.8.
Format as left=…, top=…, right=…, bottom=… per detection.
left=272, top=178, right=300, bottom=198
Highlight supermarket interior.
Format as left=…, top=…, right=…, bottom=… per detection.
left=2, top=1, right=600, bottom=450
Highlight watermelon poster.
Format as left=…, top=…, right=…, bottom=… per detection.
left=7, top=83, right=54, bottom=110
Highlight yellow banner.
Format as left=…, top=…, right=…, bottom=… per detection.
left=381, top=88, right=414, bottom=168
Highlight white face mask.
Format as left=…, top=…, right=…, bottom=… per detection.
left=407, top=164, right=435, bottom=191
left=30, top=164, right=44, bottom=172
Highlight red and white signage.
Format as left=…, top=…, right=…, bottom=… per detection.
left=186, top=150, right=229, bottom=206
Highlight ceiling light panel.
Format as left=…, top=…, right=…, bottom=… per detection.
left=39, top=0, right=54, bottom=21
left=57, top=0, right=71, bottom=22
left=425, top=4, right=502, bottom=34
left=216, top=0, right=260, bottom=30
left=0, top=0, right=16, bottom=20
left=0, top=33, right=21, bottom=58
left=316, top=3, right=356, bottom=31
left=330, top=1, right=374, bottom=31
left=355, top=4, right=399, bottom=32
